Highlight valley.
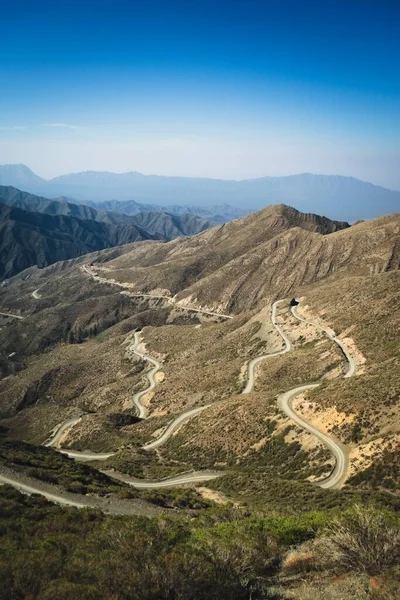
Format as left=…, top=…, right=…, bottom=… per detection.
left=0, top=186, right=214, bottom=279
left=0, top=203, right=398, bottom=510
left=0, top=291, right=353, bottom=505
left=2, top=2, right=400, bottom=596
left=0, top=200, right=399, bottom=600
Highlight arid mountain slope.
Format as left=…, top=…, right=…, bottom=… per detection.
left=0, top=202, right=157, bottom=280
left=0, top=188, right=214, bottom=279
left=0, top=185, right=212, bottom=239
left=86, top=204, right=398, bottom=313
left=0, top=202, right=399, bottom=505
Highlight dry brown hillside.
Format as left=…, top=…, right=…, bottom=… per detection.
left=87, top=205, right=399, bottom=314
left=0, top=203, right=399, bottom=507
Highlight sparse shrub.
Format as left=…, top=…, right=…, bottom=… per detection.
left=294, top=574, right=372, bottom=600
left=282, top=544, right=317, bottom=575
left=314, top=505, right=400, bottom=575
left=66, top=480, right=87, bottom=494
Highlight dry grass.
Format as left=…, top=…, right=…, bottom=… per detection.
left=283, top=574, right=373, bottom=600
left=313, top=505, right=400, bottom=575
left=282, top=544, right=317, bottom=575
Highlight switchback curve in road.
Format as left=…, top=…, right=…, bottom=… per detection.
left=0, top=311, right=24, bottom=320
left=242, top=299, right=352, bottom=489
left=42, top=299, right=353, bottom=489
left=278, top=303, right=354, bottom=488
left=127, top=333, right=213, bottom=454
left=137, top=297, right=352, bottom=488
left=242, top=300, right=292, bottom=394
left=41, top=329, right=162, bottom=459
left=44, top=416, right=82, bottom=448
left=277, top=385, right=348, bottom=489
left=101, top=469, right=222, bottom=488
left=128, top=331, right=162, bottom=419
left=143, top=406, right=210, bottom=451
left=27, top=295, right=354, bottom=500
left=291, top=305, right=356, bottom=378
left=39, top=331, right=220, bottom=486
left=83, top=264, right=233, bottom=320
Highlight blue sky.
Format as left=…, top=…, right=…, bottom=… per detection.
left=0, top=0, right=399, bottom=188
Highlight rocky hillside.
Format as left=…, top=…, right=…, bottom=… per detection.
left=83, top=204, right=362, bottom=306
left=0, top=201, right=399, bottom=504
left=0, top=203, right=156, bottom=280
left=0, top=185, right=212, bottom=235
left=84, top=203, right=399, bottom=314
left=0, top=187, right=214, bottom=279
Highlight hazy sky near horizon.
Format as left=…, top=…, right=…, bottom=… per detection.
left=1, top=0, right=399, bottom=189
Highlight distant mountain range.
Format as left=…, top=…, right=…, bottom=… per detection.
left=0, top=186, right=212, bottom=279
left=0, top=202, right=153, bottom=280
left=0, top=186, right=212, bottom=237
left=78, top=199, right=250, bottom=223
left=0, top=165, right=251, bottom=223
left=0, top=164, right=399, bottom=222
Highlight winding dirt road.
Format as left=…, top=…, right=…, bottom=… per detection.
left=101, top=469, right=222, bottom=488
left=277, top=384, right=348, bottom=489
left=291, top=305, right=356, bottom=378
left=45, top=298, right=353, bottom=489
left=0, top=466, right=161, bottom=516
left=2, top=278, right=355, bottom=506
left=277, top=303, right=353, bottom=488
left=83, top=264, right=233, bottom=320
left=0, top=311, right=23, bottom=320
left=44, top=416, right=82, bottom=448
left=128, top=331, right=163, bottom=419
left=143, top=406, right=210, bottom=451
left=241, top=299, right=352, bottom=488
left=44, top=415, right=117, bottom=461
left=242, top=300, right=292, bottom=394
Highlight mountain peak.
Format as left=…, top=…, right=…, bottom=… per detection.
left=0, top=166, right=398, bottom=221
left=0, top=163, right=46, bottom=187
left=251, top=203, right=350, bottom=234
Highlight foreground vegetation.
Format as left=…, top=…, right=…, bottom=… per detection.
left=0, top=486, right=399, bottom=600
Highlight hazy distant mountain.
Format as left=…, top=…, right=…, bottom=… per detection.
left=79, top=198, right=251, bottom=223
left=0, top=188, right=215, bottom=279
left=0, top=202, right=160, bottom=280
left=0, top=164, right=399, bottom=222
left=0, top=163, right=45, bottom=189
left=0, top=186, right=212, bottom=239
left=0, top=166, right=251, bottom=223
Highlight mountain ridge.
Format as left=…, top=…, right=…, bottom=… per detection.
left=0, top=202, right=157, bottom=280
left=0, top=163, right=399, bottom=222
left=0, top=201, right=399, bottom=548
left=86, top=203, right=398, bottom=315
left=0, top=185, right=212, bottom=234
left=0, top=187, right=214, bottom=279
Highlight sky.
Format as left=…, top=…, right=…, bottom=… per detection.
left=0, top=0, right=399, bottom=189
